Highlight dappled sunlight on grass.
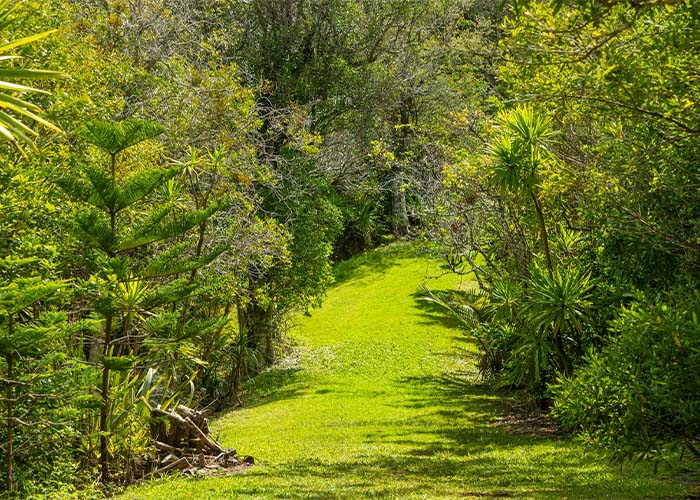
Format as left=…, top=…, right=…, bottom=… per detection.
left=118, top=243, right=698, bottom=500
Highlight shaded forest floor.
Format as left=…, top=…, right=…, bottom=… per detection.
left=118, top=244, right=699, bottom=499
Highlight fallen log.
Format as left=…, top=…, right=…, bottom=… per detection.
left=185, top=416, right=223, bottom=454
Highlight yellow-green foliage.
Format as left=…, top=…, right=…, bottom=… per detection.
left=116, top=244, right=696, bottom=500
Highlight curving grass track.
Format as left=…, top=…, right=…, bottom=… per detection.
left=118, top=244, right=698, bottom=500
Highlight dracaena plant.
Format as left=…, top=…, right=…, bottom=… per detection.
left=489, top=105, right=557, bottom=275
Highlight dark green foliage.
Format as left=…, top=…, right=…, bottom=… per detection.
left=433, top=0, right=700, bottom=465
left=552, top=290, right=700, bottom=462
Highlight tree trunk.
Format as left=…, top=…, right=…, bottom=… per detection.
left=390, top=94, right=413, bottom=238
left=528, top=189, right=570, bottom=374
left=551, top=324, right=572, bottom=377
left=99, top=315, right=113, bottom=481
left=391, top=167, right=409, bottom=237
left=530, top=189, right=553, bottom=277
left=5, top=343, right=14, bottom=495
left=238, top=302, right=276, bottom=368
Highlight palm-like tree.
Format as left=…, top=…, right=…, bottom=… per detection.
left=489, top=105, right=556, bottom=274
left=0, top=0, right=64, bottom=157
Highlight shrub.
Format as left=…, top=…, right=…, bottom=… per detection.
left=551, top=289, right=700, bottom=462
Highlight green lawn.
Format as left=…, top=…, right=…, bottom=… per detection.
left=117, top=244, right=699, bottom=500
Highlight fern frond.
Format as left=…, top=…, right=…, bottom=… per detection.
left=0, top=256, right=38, bottom=270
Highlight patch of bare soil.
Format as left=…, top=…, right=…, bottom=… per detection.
left=493, top=400, right=561, bottom=437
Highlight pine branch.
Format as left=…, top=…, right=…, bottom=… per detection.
left=115, top=166, right=182, bottom=212
left=116, top=203, right=221, bottom=252
left=80, top=119, right=165, bottom=156
left=140, top=245, right=228, bottom=279
left=74, top=210, right=116, bottom=252
left=0, top=279, right=65, bottom=316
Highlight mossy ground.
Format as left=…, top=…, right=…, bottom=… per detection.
left=117, top=244, right=699, bottom=499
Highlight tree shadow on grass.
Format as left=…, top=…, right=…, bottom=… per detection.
left=228, top=448, right=687, bottom=500
left=397, top=371, right=502, bottom=410
left=332, top=243, right=420, bottom=286
left=215, top=365, right=305, bottom=419
left=210, top=364, right=692, bottom=499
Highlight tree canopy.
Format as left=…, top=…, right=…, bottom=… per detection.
left=0, top=0, right=698, bottom=495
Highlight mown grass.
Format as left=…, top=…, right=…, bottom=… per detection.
left=117, top=243, right=699, bottom=499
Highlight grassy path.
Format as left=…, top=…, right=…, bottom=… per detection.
left=120, top=245, right=696, bottom=499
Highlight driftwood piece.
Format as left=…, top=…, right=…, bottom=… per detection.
left=185, top=416, right=223, bottom=453
left=152, top=456, right=189, bottom=476
left=146, top=404, right=249, bottom=479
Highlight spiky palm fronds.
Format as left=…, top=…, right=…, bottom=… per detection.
left=497, top=104, right=555, bottom=149
left=0, top=0, right=65, bottom=157
left=416, top=283, right=489, bottom=330
left=525, top=265, right=593, bottom=335
left=488, top=105, right=556, bottom=193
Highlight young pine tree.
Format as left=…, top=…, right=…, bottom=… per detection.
left=55, top=119, right=222, bottom=481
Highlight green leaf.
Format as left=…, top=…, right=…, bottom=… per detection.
left=0, top=4, right=64, bottom=156
left=0, top=29, right=57, bottom=55
left=0, top=67, right=66, bottom=80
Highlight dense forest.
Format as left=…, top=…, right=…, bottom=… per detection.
left=0, top=0, right=698, bottom=496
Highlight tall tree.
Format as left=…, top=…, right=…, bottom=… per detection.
left=55, top=119, right=221, bottom=480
